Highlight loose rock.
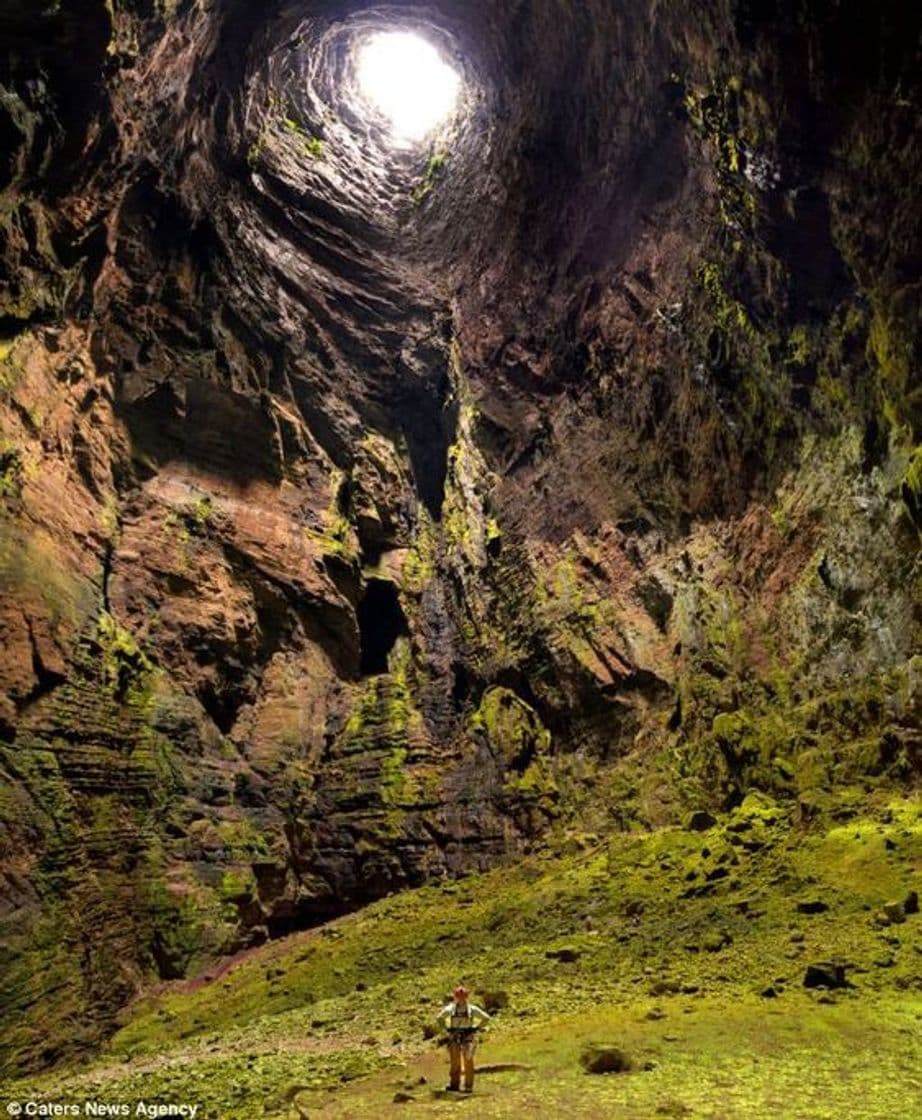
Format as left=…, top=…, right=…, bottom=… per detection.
left=546, top=946, right=581, bottom=962
left=796, top=898, right=829, bottom=914
left=803, top=962, right=851, bottom=989
left=580, top=1043, right=633, bottom=1074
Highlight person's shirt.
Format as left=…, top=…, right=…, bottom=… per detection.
left=437, top=999, right=491, bottom=1030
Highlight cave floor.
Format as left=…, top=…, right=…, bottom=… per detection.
left=304, top=992, right=922, bottom=1119
left=6, top=795, right=920, bottom=1119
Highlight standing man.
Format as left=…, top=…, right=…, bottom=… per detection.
left=436, top=984, right=491, bottom=1093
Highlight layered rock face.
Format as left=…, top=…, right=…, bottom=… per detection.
left=0, top=0, right=919, bottom=1071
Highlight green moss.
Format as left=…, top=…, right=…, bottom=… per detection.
left=898, top=444, right=922, bottom=526
left=696, top=261, right=755, bottom=338
left=142, top=874, right=209, bottom=978
left=216, top=817, right=273, bottom=859
left=681, top=77, right=762, bottom=231
left=401, top=516, right=438, bottom=593
left=281, top=114, right=324, bottom=157
left=97, top=494, right=119, bottom=539
left=192, top=494, right=213, bottom=528
left=769, top=504, right=791, bottom=537
left=681, top=666, right=908, bottom=808
left=302, top=467, right=358, bottom=560
left=411, top=150, right=447, bottom=206
left=868, top=302, right=914, bottom=422
left=10, top=796, right=916, bottom=1114
left=785, top=324, right=814, bottom=368
left=334, top=645, right=428, bottom=832
left=246, top=138, right=263, bottom=169
left=219, top=867, right=257, bottom=904
left=0, top=446, right=22, bottom=500
left=0, top=527, right=90, bottom=629
left=471, top=687, right=551, bottom=763
left=470, top=687, right=558, bottom=816
left=97, top=610, right=153, bottom=702
left=0, top=336, right=24, bottom=391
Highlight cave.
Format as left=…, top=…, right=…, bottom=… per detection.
left=357, top=578, right=408, bottom=675
left=1, top=0, right=921, bottom=1108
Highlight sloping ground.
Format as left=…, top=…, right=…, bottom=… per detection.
left=4, top=794, right=920, bottom=1118
left=310, top=995, right=922, bottom=1119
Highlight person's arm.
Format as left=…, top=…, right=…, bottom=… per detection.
left=469, top=1004, right=492, bottom=1026
left=436, top=1002, right=452, bottom=1027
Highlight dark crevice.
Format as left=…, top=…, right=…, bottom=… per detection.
left=16, top=619, right=66, bottom=714
left=400, top=370, right=458, bottom=520
left=357, top=578, right=408, bottom=676
left=100, top=539, right=113, bottom=614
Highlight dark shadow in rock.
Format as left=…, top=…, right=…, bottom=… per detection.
left=358, top=578, right=408, bottom=676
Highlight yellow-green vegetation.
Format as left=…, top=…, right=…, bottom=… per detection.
left=193, top=494, right=214, bottom=529
left=677, top=662, right=917, bottom=812
left=7, top=796, right=920, bottom=1117
left=440, top=386, right=536, bottom=679
left=681, top=76, right=762, bottom=230
left=316, top=639, right=440, bottom=850
left=411, top=150, right=447, bottom=206
left=282, top=114, right=323, bottom=157
left=0, top=526, right=89, bottom=628
left=868, top=298, right=916, bottom=429
left=160, top=493, right=218, bottom=570
left=302, top=467, right=356, bottom=560
left=901, top=444, right=922, bottom=528
left=97, top=610, right=154, bottom=702
left=400, top=511, right=438, bottom=593
left=0, top=335, right=23, bottom=391
left=0, top=446, right=22, bottom=500
left=470, top=687, right=558, bottom=821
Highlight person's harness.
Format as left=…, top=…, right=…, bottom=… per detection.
left=445, top=1003, right=479, bottom=1046
left=447, top=1026, right=478, bottom=1050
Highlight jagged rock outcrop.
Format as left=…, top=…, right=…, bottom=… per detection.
left=0, top=0, right=919, bottom=1072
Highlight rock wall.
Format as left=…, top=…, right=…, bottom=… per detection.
left=0, top=0, right=919, bottom=1071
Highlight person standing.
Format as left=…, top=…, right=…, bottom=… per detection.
left=436, top=984, right=491, bottom=1093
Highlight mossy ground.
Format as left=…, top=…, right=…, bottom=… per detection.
left=5, top=793, right=920, bottom=1117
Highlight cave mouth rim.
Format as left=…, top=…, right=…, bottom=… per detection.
left=353, top=28, right=463, bottom=147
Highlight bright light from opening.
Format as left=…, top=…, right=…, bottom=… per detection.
left=357, top=32, right=460, bottom=142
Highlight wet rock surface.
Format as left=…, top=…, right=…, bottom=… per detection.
left=0, top=0, right=920, bottom=1072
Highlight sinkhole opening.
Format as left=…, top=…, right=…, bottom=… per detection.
left=356, top=31, right=461, bottom=143
left=358, top=578, right=409, bottom=676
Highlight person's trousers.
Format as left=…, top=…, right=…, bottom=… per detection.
left=448, top=1034, right=476, bottom=1090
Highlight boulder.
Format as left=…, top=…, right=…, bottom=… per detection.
left=803, top=962, right=851, bottom=989
left=546, top=946, right=581, bottom=962
left=882, top=900, right=906, bottom=924
left=480, top=988, right=509, bottom=1012
left=702, top=929, right=732, bottom=952
left=796, top=898, right=829, bottom=915
left=580, top=1043, right=632, bottom=1074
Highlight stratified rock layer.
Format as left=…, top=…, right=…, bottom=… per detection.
left=0, top=0, right=919, bottom=1072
